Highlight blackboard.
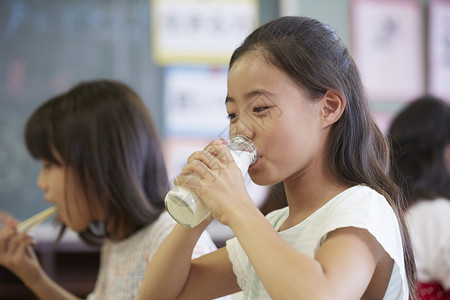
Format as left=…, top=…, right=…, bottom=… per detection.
left=0, top=0, right=163, bottom=221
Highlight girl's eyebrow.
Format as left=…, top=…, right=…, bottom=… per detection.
left=225, top=90, right=274, bottom=104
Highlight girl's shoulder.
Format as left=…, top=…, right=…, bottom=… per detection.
left=326, top=184, right=393, bottom=216
left=265, top=206, right=289, bottom=230
left=264, top=185, right=392, bottom=232
left=317, top=185, right=401, bottom=242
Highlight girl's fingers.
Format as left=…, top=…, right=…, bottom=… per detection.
left=176, top=161, right=212, bottom=189
left=207, top=138, right=228, bottom=147
left=204, top=142, right=236, bottom=167
left=186, top=150, right=204, bottom=164
left=187, top=144, right=234, bottom=172
left=187, top=139, right=228, bottom=163
left=18, top=243, right=36, bottom=261
left=7, top=232, right=34, bottom=255
left=187, top=152, right=216, bottom=172
left=173, top=174, right=205, bottom=201
left=184, top=153, right=220, bottom=178
left=7, top=217, right=19, bottom=227
left=2, top=217, right=18, bottom=231
left=0, top=219, right=19, bottom=250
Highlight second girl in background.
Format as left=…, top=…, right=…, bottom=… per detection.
left=0, top=80, right=218, bottom=299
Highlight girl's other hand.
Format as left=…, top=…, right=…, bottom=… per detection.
left=0, top=217, right=43, bottom=284
left=0, top=210, right=12, bottom=227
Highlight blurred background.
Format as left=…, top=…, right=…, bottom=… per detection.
left=0, top=0, right=449, bottom=297
left=2, top=0, right=449, bottom=226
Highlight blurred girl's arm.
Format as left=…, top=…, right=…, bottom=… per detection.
left=0, top=218, right=81, bottom=300
left=138, top=221, right=240, bottom=300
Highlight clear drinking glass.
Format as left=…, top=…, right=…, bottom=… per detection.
left=164, top=135, right=259, bottom=228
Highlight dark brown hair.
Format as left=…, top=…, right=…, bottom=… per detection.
left=25, top=79, right=168, bottom=244
left=230, top=16, right=416, bottom=298
left=388, top=95, right=450, bottom=207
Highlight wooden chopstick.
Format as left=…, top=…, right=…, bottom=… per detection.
left=17, top=206, right=57, bottom=232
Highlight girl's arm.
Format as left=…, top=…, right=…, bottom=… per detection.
left=0, top=218, right=81, bottom=300
left=139, top=139, right=385, bottom=299
left=226, top=204, right=388, bottom=299
left=188, top=142, right=388, bottom=299
left=137, top=221, right=240, bottom=300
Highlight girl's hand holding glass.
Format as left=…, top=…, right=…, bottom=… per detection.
left=166, top=136, right=258, bottom=228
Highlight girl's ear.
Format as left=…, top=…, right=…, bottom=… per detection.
left=320, top=90, right=345, bottom=128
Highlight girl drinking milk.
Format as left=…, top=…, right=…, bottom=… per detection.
left=138, top=16, right=416, bottom=299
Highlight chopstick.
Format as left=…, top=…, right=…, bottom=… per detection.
left=17, top=206, right=57, bottom=232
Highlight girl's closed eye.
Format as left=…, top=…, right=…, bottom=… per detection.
left=227, top=106, right=270, bottom=121
left=227, top=112, right=238, bottom=121
left=253, top=106, right=269, bottom=113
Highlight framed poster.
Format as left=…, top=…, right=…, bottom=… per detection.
left=151, top=0, right=259, bottom=65
left=429, top=0, right=450, bottom=102
left=163, top=66, right=229, bottom=137
left=351, top=0, right=424, bottom=102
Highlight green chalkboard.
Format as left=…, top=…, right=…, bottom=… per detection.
left=0, top=0, right=277, bottom=222
left=0, top=0, right=163, bottom=221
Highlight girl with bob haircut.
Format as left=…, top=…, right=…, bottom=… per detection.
left=0, top=79, right=217, bottom=299
left=138, top=16, right=416, bottom=300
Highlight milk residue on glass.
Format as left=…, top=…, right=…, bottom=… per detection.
left=165, top=135, right=258, bottom=228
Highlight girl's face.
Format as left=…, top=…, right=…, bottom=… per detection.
left=37, top=160, right=93, bottom=232
left=226, top=52, right=329, bottom=186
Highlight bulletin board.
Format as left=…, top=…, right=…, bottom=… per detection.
left=151, top=0, right=259, bottom=65
left=350, top=0, right=425, bottom=102
left=163, top=66, right=229, bottom=137
left=428, top=0, right=450, bottom=102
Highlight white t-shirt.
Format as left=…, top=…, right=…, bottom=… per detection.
left=87, top=211, right=217, bottom=300
left=226, top=185, right=409, bottom=299
left=405, top=198, right=450, bottom=289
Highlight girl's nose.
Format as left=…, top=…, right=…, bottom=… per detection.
left=230, top=118, right=255, bottom=140
left=37, top=169, right=46, bottom=191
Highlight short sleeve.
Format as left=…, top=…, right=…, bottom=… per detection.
left=226, top=237, right=248, bottom=291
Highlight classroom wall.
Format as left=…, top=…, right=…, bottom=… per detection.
left=298, top=0, right=352, bottom=46
left=0, top=0, right=440, bottom=222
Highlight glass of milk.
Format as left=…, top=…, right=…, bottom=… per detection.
left=165, top=135, right=259, bottom=228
